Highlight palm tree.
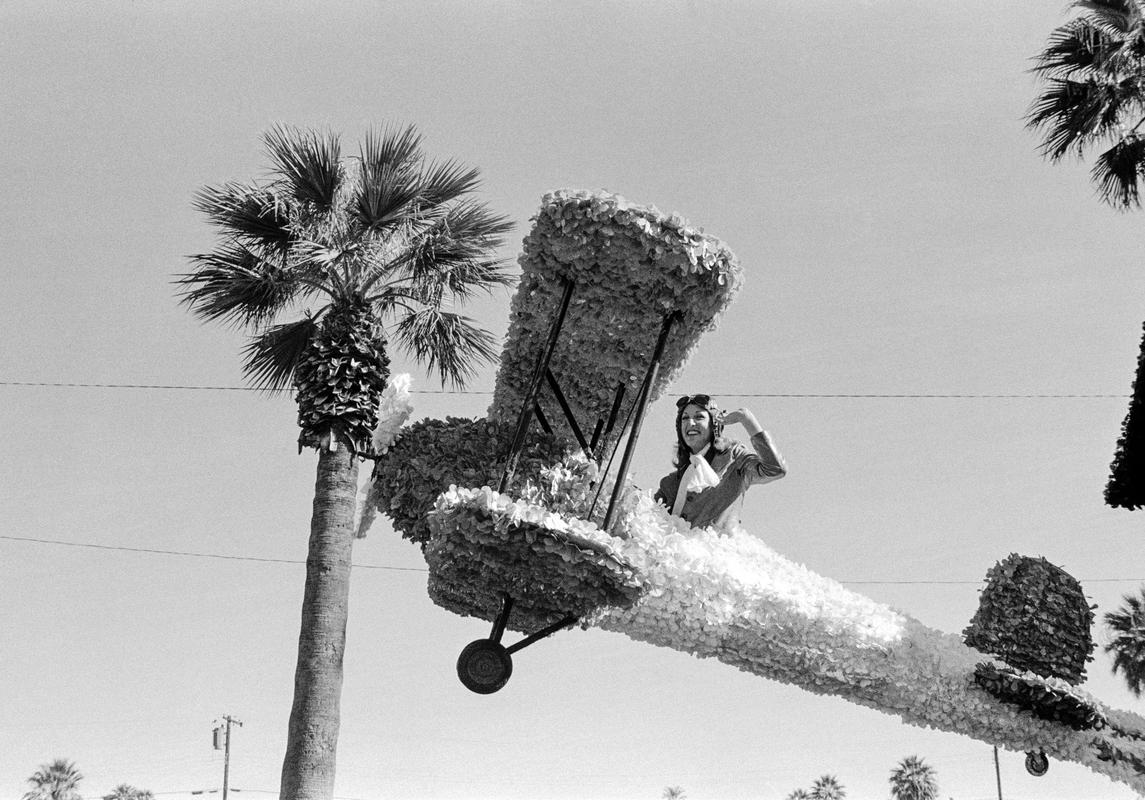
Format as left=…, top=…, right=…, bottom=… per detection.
left=662, top=787, right=686, bottom=800
left=785, top=790, right=811, bottom=800
left=1027, top=0, right=1145, bottom=209
left=180, top=124, right=513, bottom=800
left=101, top=786, right=153, bottom=800
left=23, top=759, right=83, bottom=800
left=889, top=755, right=939, bottom=800
left=1028, top=3, right=1145, bottom=509
left=810, top=774, right=845, bottom=800
left=1104, top=586, right=1145, bottom=696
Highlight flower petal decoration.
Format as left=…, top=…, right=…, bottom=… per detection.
left=425, top=485, right=645, bottom=632
left=371, top=188, right=1145, bottom=794
left=589, top=492, right=1145, bottom=794
left=973, top=662, right=1107, bottom=731
left=371, top=373, right=414, bottom=455
left=487, top=190, right=742, bottom=460
left=963, top=553, right=1095, bottom=682
left=370, top=415, right=567, bottom=545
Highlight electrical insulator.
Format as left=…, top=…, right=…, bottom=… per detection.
left=212, top=726, right=223, bottom=750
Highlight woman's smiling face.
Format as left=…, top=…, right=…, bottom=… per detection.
left=679, top=403, right=713, bottom=453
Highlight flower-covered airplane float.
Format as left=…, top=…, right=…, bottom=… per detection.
left=360, top=190, right=1145, bottom=796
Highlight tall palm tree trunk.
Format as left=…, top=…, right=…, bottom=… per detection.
left=281, top=440, right=358, bottom=800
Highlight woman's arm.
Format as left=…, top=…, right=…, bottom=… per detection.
left=722, top=408, right=787, bottom=485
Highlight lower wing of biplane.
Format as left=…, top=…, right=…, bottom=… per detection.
left=365, top=190, right=1145, bottom=796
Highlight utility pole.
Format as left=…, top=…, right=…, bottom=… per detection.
left=993, top=745, right=1004, bottom=800
left=212, top=715, right=243, bottom=800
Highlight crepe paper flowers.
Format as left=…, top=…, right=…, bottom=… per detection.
left=961, top=555, right=1102, bottom=734
left=973, top=662, right=1107, bottom=731
left=369, top=416, right=567, bottom=545
left=370, top=188, right=1145, bottom=792
left=487, top=190, right=743, bottom=459
left=419, top=477, right=1145, bottom=790
left=963, top=554, right=1095, bottom=683
left=355, top=374, right=415, bottom=538
left=371, top=373, right=414, bottom=455
left=586, top=494, right=1145, bottom=794
left=425, top=485, right=645, bottom=633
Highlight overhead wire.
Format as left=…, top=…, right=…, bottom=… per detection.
left=0, top=534, right=425, bottom=572
left=2, top=380, right=1138, bottom=586
left=0, top=380, right=1129, bottom=398
left=1, top=534, right=1139, bottom=585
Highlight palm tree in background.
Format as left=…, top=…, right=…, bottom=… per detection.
left=180, top=124, right=513, bottom=800
left=23, top=760, right=83, bottom=800
left=1027, top=0, right=1145, bottom=209
left=101, top=786, right=153, bottom=800
left=662, top=787, right=687, bottom=800
left=810, top=774, right=846, bottom=800
left=785, top=790, right=811, bottom=800
left=1027, top=0, right=1145, bottom=509
left=1105, top=586, right=1145, bottom=696
left=889, top=755, right=939, bottom=800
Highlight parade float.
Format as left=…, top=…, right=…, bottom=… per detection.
left=362, top=190, right=1145, bottom=795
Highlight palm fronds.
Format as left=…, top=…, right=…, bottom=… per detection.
left=419, top=158, right=482, bottom=208
left=354, top=125, right=424, bottom=230
left=889, top=755, right=939, bottom=800
left=1028, top=1, right=1145, bottom=208
left=193, top=182, right=293, bottom=249
left=1027, top=77, right=1131, bottom=161
left=393, top=308, right=498, bottom=388
left=1103, top=587, right=1145, bottom=696
left=1076, top=0, right=1138, bottom=34
left=1034, top=19, right=1114, bottom=76
left=810, top=774, right=846, bottom=800
left=242, top=315, right=322, bottom=393
left=381, top=200, right=515, bottom=302
left=263, top=125, right=342, bottom=209
left=102, top=786, right=154, bottom=800
left=186, top=122, right=509, bottom=429
left=23, top=760, right=83, bottom=800
left=1094, top=135, right=1145, bottom=206
left=179, top=244, right=300, bottom=327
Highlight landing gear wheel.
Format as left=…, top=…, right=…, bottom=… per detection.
left=457, top=639, right=513, bottom=694
left=1025, top=750, right=1049, bottom=777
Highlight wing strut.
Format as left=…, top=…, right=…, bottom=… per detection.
left=602, top=311, right=679, bottom=531
left=498, top=277, right=576, bottom=493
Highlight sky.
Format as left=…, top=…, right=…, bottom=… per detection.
left=2, top=2, right=1144, bottom=799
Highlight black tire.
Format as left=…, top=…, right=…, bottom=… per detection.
left=1025, top=750, right=1049, bottom=777
left=456, top=639, right=513, bottom=694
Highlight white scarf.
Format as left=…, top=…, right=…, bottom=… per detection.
left=671, top=446, right=721, bottom=516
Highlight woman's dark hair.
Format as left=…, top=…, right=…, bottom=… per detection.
left=673, top=395, right=728, bottom=471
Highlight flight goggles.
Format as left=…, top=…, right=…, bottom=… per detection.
left=676, top=393, right=715, bottom=409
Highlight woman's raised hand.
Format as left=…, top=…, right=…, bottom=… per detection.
left=721, top=408, right=763, bottom=436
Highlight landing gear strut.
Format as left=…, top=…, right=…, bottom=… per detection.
left=456, top=595, right=578, bottom=694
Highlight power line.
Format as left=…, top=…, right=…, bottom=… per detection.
left=0, top=380, right=1129, bottom=398
left=0, top=380, right=488, bottom=394
left=0, top=534, right=426, bottom=572
left=1, top=534, right=1140, bottom=585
